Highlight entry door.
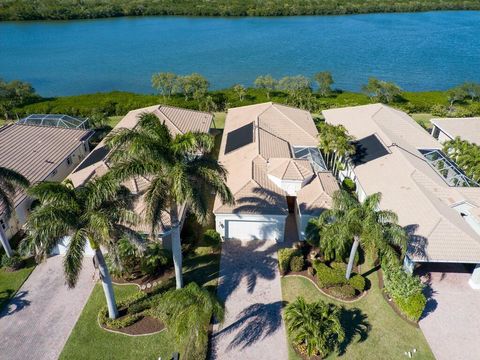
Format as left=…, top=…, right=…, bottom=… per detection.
left=286, top=196, right=296, bottom=214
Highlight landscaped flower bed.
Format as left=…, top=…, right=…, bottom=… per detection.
left=278, top=244, right=367, bottom=301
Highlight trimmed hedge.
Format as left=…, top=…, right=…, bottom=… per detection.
left=313, top=260, right=366, bottom=292
left=202, top=229, right=221, bottom=248
left=349, top=274, right=366, bottom=292
left=278, top=248, right=300, bottom=274
left=395, top=293, right=427, bottom=322
left=290, top=256, right=305, bottom=272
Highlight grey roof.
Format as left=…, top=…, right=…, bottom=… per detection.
left=0, top=124, right=92, bottom=214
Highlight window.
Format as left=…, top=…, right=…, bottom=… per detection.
left=66, top=156, right=72, bottom=165
left=0, top=218, right=7, bottom=230
left=293, top=146, right=327, bottom=172
left=50, top=169, right=58, bottom=177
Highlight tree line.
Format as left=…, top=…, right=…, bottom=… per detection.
left=1, top=0, right=480, bottom=21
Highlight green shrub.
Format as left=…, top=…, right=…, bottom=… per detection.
left=314, top=262, right=346, bottom=288
left=342, top=178, right=356, bottom=192
left=278, top=248, right=300, bottom=274
left=290, top=256, right=305, bottom=272
left=395, top=292, right=427, bottom=322
left=140, top=243, right=172, bottom=276
left=328, top=285, right=355, bottom=299
left=383, top=264, right=424, bottom=299
left=202, top=229, right=221, bottom=248
left=330, top=262, right=347, bottom=272
left=348, top=274, right=366, bottom=292
left=1, top=254, right=23, bottom=270
left=98, top=291, right=147, bottom=329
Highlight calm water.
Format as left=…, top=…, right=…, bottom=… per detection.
left=1, top=11, right=480, bottom=96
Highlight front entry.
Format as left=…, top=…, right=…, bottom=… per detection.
left=286, top=196, right=296, bottom=214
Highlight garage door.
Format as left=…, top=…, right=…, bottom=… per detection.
left=225, top=220, right=280, bottom=240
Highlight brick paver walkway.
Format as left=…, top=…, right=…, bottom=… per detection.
left=419, top=264, right=480, bottom=360
left=0, top=255, right=96, bottom=360
left=211, top=240, right=288, bottom=360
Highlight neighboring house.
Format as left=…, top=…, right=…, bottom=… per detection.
left=63, top=105, right=214, bottom=254
left=0, top=122, right=92, bottom=249
left=430, top=117, right=480, bottom=144
left=323, top=104, right=480, bottom=289
left=214, top=102, right=338, bottom=243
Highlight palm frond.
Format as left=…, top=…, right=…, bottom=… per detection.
left=63, top=229, right=88, bottom=288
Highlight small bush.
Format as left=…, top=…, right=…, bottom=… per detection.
left=202, top=229, right=221, bottom=248
left=395, top=292, right=427, bottom=322
left=349, top=274, right=366, bottom=292
left=329, top=285, right=356, bottom=299
left=342, top=178, right=356, bottom=192
left=290, top=256, right=305, bottom=272
left=314, top=262, right=346, bottom=288
left=278, top=248, right=300, bottom=274
left=140, top=243, right=171, bottom=276
left=330, top=262, right=347, bottom=272
left=1, top=254, right=23, bottom=270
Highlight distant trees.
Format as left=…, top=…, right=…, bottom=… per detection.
left=314, top=71, right=334, bottom=97
left=362, top=77, right=402, bottom=104
left=151, top=72, right=209, bottom=101
left=0, top=78, right=36, bottom=119
left=233, top=84, right=246, bottom=101
left=278, top=75, right=313, bottom=109
left=254, top=75, right=277, bottom=99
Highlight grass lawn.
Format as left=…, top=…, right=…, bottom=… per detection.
left=213, top=112, right=226, bottom=129
left=106, top=115, right=123, bottom=128
left=0, top=258, right=36, bottom=310
left=281, top=265, right=434, bottom=360
left=411, top=113, right=433, bottom=131
left=60, top=245, right=221, bottom=360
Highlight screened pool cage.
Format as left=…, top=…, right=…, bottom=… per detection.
left=421, top=149, right=479, bottom=187
left=293, top=146, right=328, bottom=172
left=17, top=114, right=88, bottom=129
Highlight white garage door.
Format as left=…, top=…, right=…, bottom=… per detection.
left=225, top=220, right=280, bottom=240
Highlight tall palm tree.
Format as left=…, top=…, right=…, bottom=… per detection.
left=157, top=282, right=224, bottom=359
left=105, top=113, right=233, bottom=289
left=284, top=297, right=345, bottom=358
left=307, top=190, right=407, bottom=279
left=22, top=177, right=142, bottom=319
left=0, top=166, right=30, bottom=257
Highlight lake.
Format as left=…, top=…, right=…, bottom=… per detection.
left=1, top=11, right=480, bottom=96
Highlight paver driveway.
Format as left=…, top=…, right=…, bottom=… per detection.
left=0, top=255, right=96, bottom=360
left=419, top=264, right=480, bottom=360
left=211, top=240, right=288, bottom=360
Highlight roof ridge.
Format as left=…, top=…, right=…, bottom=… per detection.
left=158, top=104, right=213, bottom=116
left=271, top=104, right=317, bottom=141
left=154, top=108, right=183, bottom=135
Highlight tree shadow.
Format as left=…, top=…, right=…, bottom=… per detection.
left=337, top=307, right=371, bottom=356
left=404, top=224, right=429, bottom=261
left=0, top=290, right=31, bottom=317
left=216, top=240, right=278, bottom=304
left=211, top=301, right=286, bottom=353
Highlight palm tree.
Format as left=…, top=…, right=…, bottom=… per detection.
left=105, top=113, right=233, bottom=289
left=307, top=190, right=407, bottom=279
left=157, top=282, right=224, bottom=359
left=284, top=297, right=345, bottom=358
left=0, top=167, right=30, bottom=257
left=317, top=123, right=355, bottom=174
left=22, top=177, right=142, bottom=319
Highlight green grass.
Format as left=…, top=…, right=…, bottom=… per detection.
left=60, top=246, right=221, bottom=359
left=281, top=265, right=434, bottom=360
left=0, top=258, right=36, bottom=310
left=411, top=113, right=433, bottom=131
left=213, top=112, right=226, bottom=129
left=106, top=116, right=123, bottom=128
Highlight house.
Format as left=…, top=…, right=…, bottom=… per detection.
left=323, top=104, right=480, bottom=288
left=430, top=117, right=480, bottom=144
left=0, top=122, right=93, bottom=252
left=213, top=102, right=338, bottom=243
left=63, top=105, right=214, bottom=254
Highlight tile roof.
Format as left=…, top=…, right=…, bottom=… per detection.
left=323, top=104, right=480, bottom=263
left=297, top=172, right=339, bottom=216
left=214, top=102, right=335, bottom=216
left=67, top=105, right=213, bottom=235
left=0, top=124, right=92, bottom=214
left=431, top=117, right=480, bottom=144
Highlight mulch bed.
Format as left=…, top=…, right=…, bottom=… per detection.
left=102, top=315, right=165, bottom=336
left=112, top=268, right=175, bottom=292
left=377, top=268, right=419, bottom=328
left=292, top=344, right=323, bottom=360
